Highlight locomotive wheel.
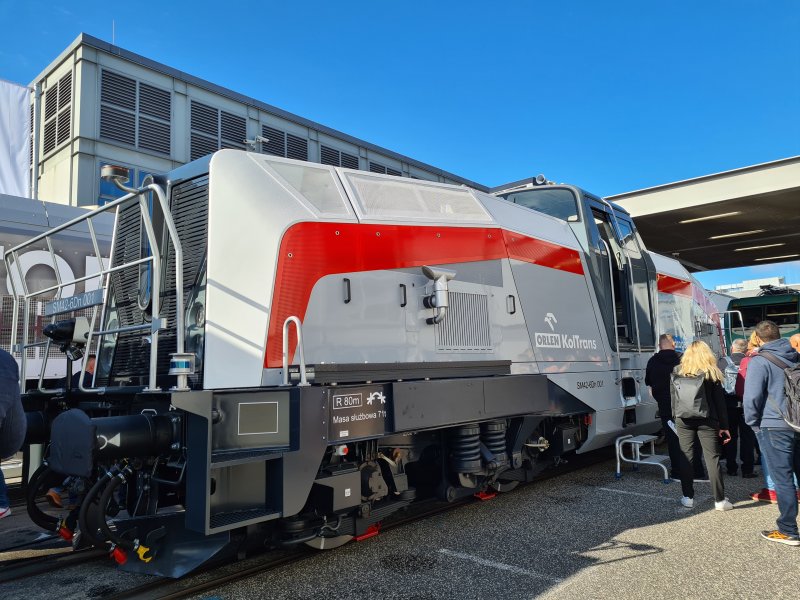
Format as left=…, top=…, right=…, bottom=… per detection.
left=304, top=534, right=353, bottom=550
left=489, top=479, right=519, bottom=493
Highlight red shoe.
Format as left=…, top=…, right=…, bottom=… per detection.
left=750, top=488, right=778, bottom=504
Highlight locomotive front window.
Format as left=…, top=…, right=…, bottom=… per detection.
left=499, top=188, right=580, bottom=222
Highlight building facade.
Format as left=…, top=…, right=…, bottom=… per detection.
left=30, top=34, right=484, bottom=207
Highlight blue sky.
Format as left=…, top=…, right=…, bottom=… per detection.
left=1, top=0, right=798, bottom=287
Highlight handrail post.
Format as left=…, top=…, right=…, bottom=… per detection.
left=282, top=316, right=309, bottom=386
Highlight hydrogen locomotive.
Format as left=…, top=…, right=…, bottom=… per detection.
left=8, top=151, right=722, bottom=576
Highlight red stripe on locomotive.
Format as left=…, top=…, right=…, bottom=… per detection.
left=265, top=222, right=583, bottom=368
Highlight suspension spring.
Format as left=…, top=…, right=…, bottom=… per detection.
left=481, top=420, right=508, bottom=467
left=449, top=424, right=482, bottom=473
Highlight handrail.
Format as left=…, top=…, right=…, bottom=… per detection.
left=282, top=316, right=309, bottom=386
left=600, top=239, right=621, bottom=375
left=3, top=178, right=185, bottom=394
left=601, top=199, right=642, bottom=354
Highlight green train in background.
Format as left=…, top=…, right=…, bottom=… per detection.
left=725, top=285, right=800, bottom=348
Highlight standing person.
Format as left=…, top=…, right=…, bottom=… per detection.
left=717, top=338, right=756, bottom=477
left=671, top=340, right=732, bottom=510
left=790, top=333, right=800, bottom=353
left=743, top=320, right=800, bottom=545
left=646, top=334, right=705, bottom=481
left=0, top=347, right=24, bottom=519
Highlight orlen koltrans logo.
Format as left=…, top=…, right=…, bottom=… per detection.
left=535, top=312, right=598, bottom=350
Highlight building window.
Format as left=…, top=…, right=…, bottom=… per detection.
left=42, top=73, right=72, bottom=155
left=99, top=70, right=171, bottom=156
left=368, top=161, right=402, bottom=176
left=189, top=101, right=246, bottom=160
left=261, top=125, right=308, bottom=161
left=320, top=145, right=358, bottom=169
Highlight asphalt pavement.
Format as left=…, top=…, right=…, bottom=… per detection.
left=197, top=454, right=799, bottom=600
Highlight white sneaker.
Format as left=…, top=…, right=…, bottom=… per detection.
left=715, top=498, right=733, bottom=511
left=0, top=506, right=10, bottom=519
left=681, top=496, right=694, bottom=508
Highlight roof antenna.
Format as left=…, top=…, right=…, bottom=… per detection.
left=112, top=19, right=115, bottom=45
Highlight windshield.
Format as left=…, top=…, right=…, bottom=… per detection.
left=498, top=188, right=579, bottom=222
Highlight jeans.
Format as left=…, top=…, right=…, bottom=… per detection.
left=0, top=464, right=8, bottom=508
left=676, top=419, right=725, bottom=502
left=755, top=430, right=799, bottom=491
left=758, top=428, right=800, bottom=537
left=662, top=416, right=704, bottom=478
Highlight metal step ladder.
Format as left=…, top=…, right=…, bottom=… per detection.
left=615, top=434, right=670, bottom=483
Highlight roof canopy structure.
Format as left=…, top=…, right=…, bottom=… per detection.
left=608, top=156, right=800, bottom=271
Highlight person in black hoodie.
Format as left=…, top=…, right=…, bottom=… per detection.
left=646, top=334, right=705, bottom=480
left=672, top=340, right=732, bottom=510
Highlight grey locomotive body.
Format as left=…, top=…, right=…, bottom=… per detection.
left=9, top=151, right=721, bottom=575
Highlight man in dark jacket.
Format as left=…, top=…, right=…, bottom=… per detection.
left=744, top=320, right=800, bottom=546
left=646, top=333, right=704, bottom=480
left=0, top=347, right=24, bottom=518
left=717, top=338, right=756, bottom=477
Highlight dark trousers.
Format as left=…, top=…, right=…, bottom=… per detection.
left=662, top=416, right=704, bottom=478
left=759, top=428, right=800, bottom=537
left=723, top=401, right=756, bottom=475
left=676, top=419, right=725, bottom=502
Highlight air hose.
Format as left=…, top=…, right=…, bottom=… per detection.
left=78, top=466, right=120, bottom=548
left=26, top=464, right=59, bottom=532
left=97, top=466, right=155, bottom=563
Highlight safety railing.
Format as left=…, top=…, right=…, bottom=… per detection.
left=3, top=178, right=186, bottom=394
left=282, top=316, right=309, bottom=386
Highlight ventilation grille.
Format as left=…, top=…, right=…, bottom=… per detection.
left=191, top=102, right=218, bottom=136
left=190, top=102, right=246, bottom=158
left=100, top=70, right=171, bottom=155
left=42, top=73, right=72, bottom=155
left=287, top=133, right=308, bottom=160
left=435, top=292, right=492, bottom=352
left=101, top=71, right=136, bottom=109
left=221, top=112, right=246, bottom=149
left=261, top=126, right=286, bottom=156
left=369, top=161, right=401, bottom=176
left=100, top=106, right=135, bottom=146
left=101, top=177, right=209, bottom=387
left=320, top=145, right=359, bottom=169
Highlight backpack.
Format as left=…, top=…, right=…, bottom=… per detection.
left=670, top=372, right=709, bottom=419
left=756, top=351, right=800, bottom=433
left=721, top=356, right=738, bottom=396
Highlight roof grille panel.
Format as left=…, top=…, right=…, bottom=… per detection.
left=58, top=73, right=71, bottom=108
left=43, top=119, right=56, bottom=154
left=221, top=112, right=246, bottom=147
left=191, top=102, right=218, bottom=136
left=101, top=70, right=136, bottom=110
left=387, top=167, right=401, bottom=177
left=44, top=89, right=58, bottom=120
left=261, top=125, right=286, bottom=157
left=286, top=134, right=308, bottom=161
left=56, top=108, right=70, bottom=145
left=341, top=152, right=359, bottom=170
left=138, top=116, right=170, bottom=154
left=100, top=105, right=136, bottom=146
left=190, top=133, right=218, bottom=161
left=320, top=145, right=339, bottom=166
left=139, top=83, right=171, bottom=121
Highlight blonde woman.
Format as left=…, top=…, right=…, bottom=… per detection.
left=670, top=340, right=732, bottom=510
